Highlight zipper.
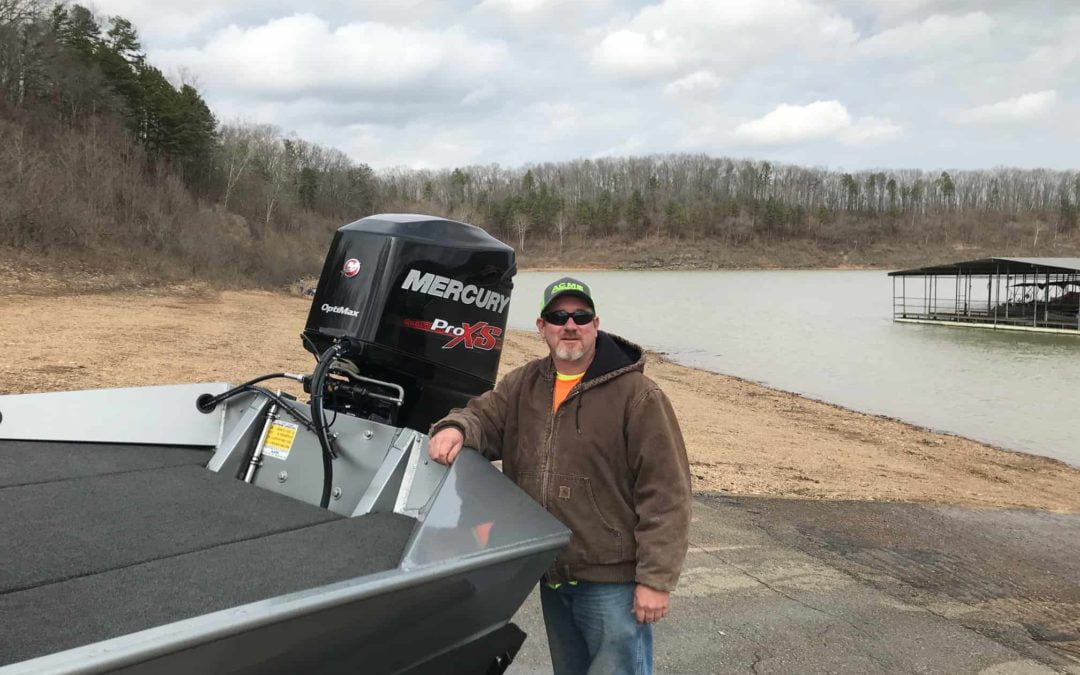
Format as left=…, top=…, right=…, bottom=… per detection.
left=540, top=376, right=558, bottom=510
left=541, top=412, right=555, bottom=510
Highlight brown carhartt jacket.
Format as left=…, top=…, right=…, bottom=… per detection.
left=431, top=331, right=691, bottom=592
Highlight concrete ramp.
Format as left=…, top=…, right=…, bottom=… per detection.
left=508, top=495, right=1080, bottom=674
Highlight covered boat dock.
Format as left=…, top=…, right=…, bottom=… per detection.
left=889, top=257, right=1080, bottom=334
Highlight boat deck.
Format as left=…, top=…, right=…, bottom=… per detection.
left=0, top=440, right=415, bottom=667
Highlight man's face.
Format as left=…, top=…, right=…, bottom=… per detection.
left=536, top=295, right=599, bottom=364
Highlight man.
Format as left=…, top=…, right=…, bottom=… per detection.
left=428, top=277, right=691, bottom=675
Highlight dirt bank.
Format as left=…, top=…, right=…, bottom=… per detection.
left=2, top=288, right=1078, bottom=511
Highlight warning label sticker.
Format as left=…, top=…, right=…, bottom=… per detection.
left=263, top=421, right=298, bottom=460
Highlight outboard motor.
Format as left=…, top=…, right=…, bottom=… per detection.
left=302, top=214, right=516, bottom=433
left=194, top=213, right=516, bottom=509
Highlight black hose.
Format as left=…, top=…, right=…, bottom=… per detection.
left=244, top=387, right=316, bottom=432
left=310, top=341, right=349, bottom=509
left=196, top=381, right=316, bottom=432
left=300, top=332, right=320, bottom=361
left=197, top=373, right=297, bottom=413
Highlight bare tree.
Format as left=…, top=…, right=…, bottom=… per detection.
left=219, top=122, right=258, bottom=210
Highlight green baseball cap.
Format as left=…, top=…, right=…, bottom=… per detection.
left=540, top=276, right=595, bottom=313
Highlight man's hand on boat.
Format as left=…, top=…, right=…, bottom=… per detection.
left=429, top=427, right=465, bottom=465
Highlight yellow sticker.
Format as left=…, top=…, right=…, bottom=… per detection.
left=263, top=421, right=298, bottom=460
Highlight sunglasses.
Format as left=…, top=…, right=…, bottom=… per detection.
left=542, top=309, right=595, bottom=326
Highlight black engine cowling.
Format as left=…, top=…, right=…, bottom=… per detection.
left=303, top=214, right=516, bottom=432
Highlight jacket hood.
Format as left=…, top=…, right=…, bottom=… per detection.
left=544, top=331, right=644, bottom=388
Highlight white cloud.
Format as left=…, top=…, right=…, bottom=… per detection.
left=461, top=85, right=497, bottom=106
left=536, top=102, right=582, bottom=135
left=840, top=116, right=904, bottom=145
left=471, top=0, right=611, bottom=31
left=592, top=135, right=646, bottom=159
left=592, top=28, right=688, bottom=80
left=335, top=121, right=490, bottom=169
left=825, top=0, right=945, bottom=28
left=151, top=14, right=509, bottom=100
left=1025, top=44, right=1079, bottom=74
left=955, top=90, right=1060, bottom=124
left=1020, top=15, right=1080, bottom=84
left=663, top=70, right=724, bottom=97
left=734, top=101, right=850, bottom=144
left=592, top=0, right=857, bottom=81
left=733, top=101, right=902, bottom=147
left=903, top=65, right=940, bottom=87
left=857, top=12, right=994, bottom=57
left=475, top=0, right=562, bottom=14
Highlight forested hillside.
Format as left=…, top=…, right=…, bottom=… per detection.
left=1, top=2, right=1078, bottom=288
left=0, top=1, right=361, bottom=285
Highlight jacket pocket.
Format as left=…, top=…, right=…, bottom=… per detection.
left=549, top=473, right=623, bottom=565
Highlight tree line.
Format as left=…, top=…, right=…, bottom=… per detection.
left=382, top=159, right=1080, bottom=251
left=0, top=1, right=1076, bottom=286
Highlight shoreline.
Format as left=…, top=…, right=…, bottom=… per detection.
left=2, top=288, right=1079, bottom=512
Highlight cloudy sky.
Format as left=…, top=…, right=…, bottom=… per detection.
left=86, top=0, right=1078, bottom=171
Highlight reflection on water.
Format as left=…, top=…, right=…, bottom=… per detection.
left=509, top=270, right=1080, bottom=466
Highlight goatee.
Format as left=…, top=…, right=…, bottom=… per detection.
left=555, top=343, right=587, bottom=361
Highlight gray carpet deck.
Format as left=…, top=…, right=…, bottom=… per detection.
left=0, top=440, right=416, bottom=667
left=0, top=439, right=211, bottom=488
left=0, top=464, right=345, bottom=594
left=0, top=513, right=414, bottom=666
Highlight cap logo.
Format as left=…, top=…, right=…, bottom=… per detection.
left=551, top=282, right=584, bottom=293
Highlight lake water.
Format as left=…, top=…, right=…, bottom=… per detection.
left=508, top=270, right=1080, bottom=466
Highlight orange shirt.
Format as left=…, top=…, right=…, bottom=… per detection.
left=553, top=371, right=584, bottom=411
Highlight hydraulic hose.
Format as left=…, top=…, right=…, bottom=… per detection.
left=196, top=373, right=305, bottom=413
left=197, top=379, right=316, bottom=432
left=243, top=387, right=316, bottom=432
left=310, top=341, right=350, bottom=509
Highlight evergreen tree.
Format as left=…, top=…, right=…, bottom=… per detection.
left=627, top=189, right=647, bottom=236
left=449, top=167, right=469, bottom=204
left=298, top=167, right=319, bottom=209
left=172, top=84, right=217, bottom=189
left=841, top=173, right=859, bottom=211
left=1059, top=195, right=1078, bottom=233
left=938, top=171, right=956, bottom=209
left=760, top=197, right=786, bottom=235
left=51, top=4, right=99, bottom=63
left=345, top=163, right=377, bottom=217
left=664, top=200, right=687, bottom=237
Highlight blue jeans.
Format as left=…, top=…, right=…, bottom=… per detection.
left=539, top=581, right=653, bottom=675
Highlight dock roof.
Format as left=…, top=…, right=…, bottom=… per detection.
left=889, top=257, right=1080, bottom=277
